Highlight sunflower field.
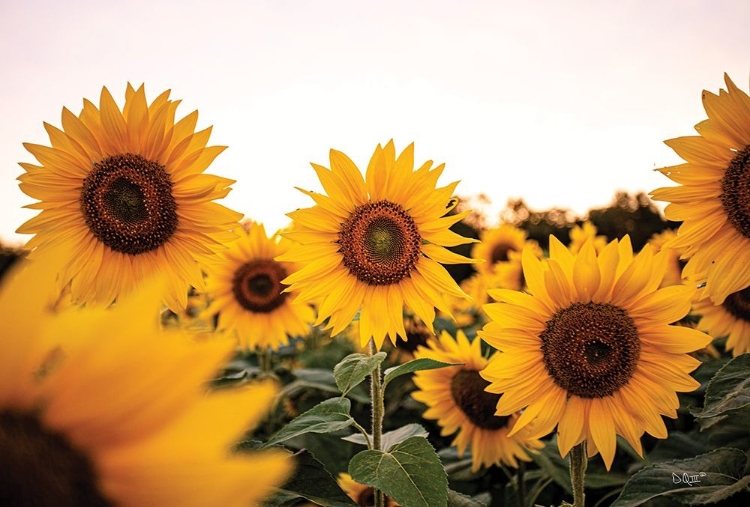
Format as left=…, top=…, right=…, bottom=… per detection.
left=1, top=75, right=750, bottom=507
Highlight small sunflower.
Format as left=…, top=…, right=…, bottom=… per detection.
left=647, top=229, right=686, bottom=288
left=279, top=141, right=477, bottom=349
left=479, top=237, right=711, bottom=470
left=204, top=222, right=315, bottom=351
left=337, top=473, right=400, bottom=507
left=651, top=74, right=750, bottom=304
left=17, top=84, right=242, bottom=312
left=0, top=259, right=291, bottom=506
left=472, top=223, right=541, bottom=277
left=694, top=286, right=750, bottom=356
left=568, top=221, right=607, bottom=254
left=412, top=330, right=543, bottom=472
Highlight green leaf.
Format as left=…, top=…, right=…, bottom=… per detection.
left=342, top=423, right=429, bottom=451
left=274, top=450, right=357, bottom=507
left=280, top=369, right=370, bottom=403
left=611, top=447, right=750, bottom=507
left=447, top=489, right=488, bottom=507
left=383, top=358, right=459, bottom=387
left=334, top=352, right=387, bottom=396
left=264, top=398, right=354, bottom=448
left=349, top=436, right=448, bottom=507
left=696, top=354, right=750, bottom=428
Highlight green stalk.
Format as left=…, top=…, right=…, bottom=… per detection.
left=570, top=441, right=587, bottom=507
left=369, top=339, right=385, bottom=507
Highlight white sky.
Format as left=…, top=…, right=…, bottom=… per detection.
left=1, top=0, right=748, bottom=246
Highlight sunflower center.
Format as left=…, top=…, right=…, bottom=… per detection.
left=722, top=286, right=750, bottom=321
left=540, top=302, right=640, bottom=398
left=232, top=259, right=288, bottom=313
left=720, top=145, right=750, bottom=239
left=397, top=319, right=433, bottom=354
left=80, top=153, right=178, bottom=255
left=490, top=242, right=514, bottom=264
left=450, top=369, right=509, bottom=430
left=0, top=411, right=112, bottom=506
left=338, top=200, right=421, bottom=286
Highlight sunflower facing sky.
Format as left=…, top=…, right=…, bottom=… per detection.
left=204, top=221, right=315, bottom=351
left=412, top=330, right=544, bottom=472
left=17, top=84, right=242, bottom=312
left=278, top=141, right=477, bottom=349
left=651, top=74, right=750, bottom=304
left=478, top=236, right=712, bottom=469
left=0, top=258, right=291, bottom=506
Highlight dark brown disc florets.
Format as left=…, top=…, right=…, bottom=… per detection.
left=540, top=302, right=640, bottom=398
left=0, top=410, right=113, bottom=506
left=450, top=369, right=510, bottom=430
left=232, top=259, right=288, bottom=313
left=338, top=200, right=422, bottom=285
left=80, top=153, right=177, bottom=255
left=720, top=145, right=750, bottom=239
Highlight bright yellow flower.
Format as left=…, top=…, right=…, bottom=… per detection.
left=17, top=84, right=242, bottom=312
left=651, top=74, right=750, bottom=304
left=279, top=141, right=477, bottom=349
left=472, top=223, right=541, bottom=277
left=412, top=331, right=544, bottom=472
left=694, top=287, right=750, bottom=356
left=479, top=237, right=711, bottom=470
left=204, top=222, right=315, bottom=351
left=0, top=259, right=291, bottom=506
left=568, top=221, right=607, bottom=254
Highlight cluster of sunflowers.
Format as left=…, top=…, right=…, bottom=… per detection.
left=2, top=75, right=749, bottom=507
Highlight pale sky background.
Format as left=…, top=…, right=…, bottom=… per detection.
left=0, top=0, right=748, bottom=246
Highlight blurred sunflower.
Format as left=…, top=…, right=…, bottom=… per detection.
left=204, top=222, right=315, bottom=351
left=694, top=286, right=750, bottom=356
left=0, top=259, right=291, bottom=506
left=479, top=237, right=711, bottom=470
left=387, top=315, right=435, bottom=361
left=647, top=229, right=685, bottom=288
left=651, top=74, right=750, bottom=304
left=568, top=221, right=607, bottom=254
left=337, top=473, right=400, bottom=507
left=472, top=223, right=541, bottom=277
left=17, top=84, right=242, bottom=312
left=412, top=330, right=543, bottom=471
left=279, top=141, right=477, bottom=349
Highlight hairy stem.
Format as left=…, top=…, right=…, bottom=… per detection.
left=369, top=339, right=385, bottom=507
left=570, top=441, right=587, bottom=507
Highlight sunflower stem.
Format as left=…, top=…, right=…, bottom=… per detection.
left=369, top=339, right=385, bottom=507
left=257, top=347, right=273, bottom=374
left=518, top=461, right=527, bottom=507
left=570, top=441, right=587, bottom=507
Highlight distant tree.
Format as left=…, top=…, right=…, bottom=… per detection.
left=500, top=199, right=574, bottom=250
left=588, top=192, right=678, bottom=251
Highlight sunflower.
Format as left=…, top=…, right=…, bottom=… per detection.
left=478, top=236, right=711, bottom=470
left=279, top=141, right=477, bottom=349
left=694, top=286, right=750, bottom=356
left=17, top=84, right=242, bottom=312
left=568, top=221, right=607, bottom=254
left=204, top=222, right=315, bottom=351
left=337, top=473, right=400, bottom=507
left=0, top=258, right=291, bottom=506
left=651, top=74, right=750, bottom=304
left=647, top=229, right=685, bottom=288
left=412, top=330, right=544, bottom=472
left=472, top=223, right=541, bottom=277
